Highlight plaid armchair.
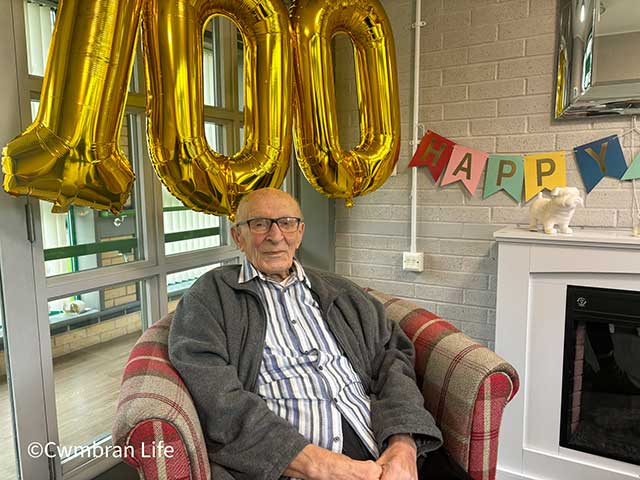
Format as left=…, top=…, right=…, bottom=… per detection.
left=113, top=289, right=519, bottom=480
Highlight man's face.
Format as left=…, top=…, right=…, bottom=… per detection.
left=231, top=190, right=304, bottom=281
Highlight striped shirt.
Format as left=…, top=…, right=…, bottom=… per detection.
left=238, top=257, right=379, bottom=468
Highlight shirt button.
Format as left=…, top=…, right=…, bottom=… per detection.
left=318, top=365, right=324, bottom=370
left=333, top=436, right=340, bottom=443
left=291, top=319, right=297, bottom=324
left=333, top=398, right=338, bottom=403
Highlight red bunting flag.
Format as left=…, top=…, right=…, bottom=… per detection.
left=408, top=130, right=455, bottom=182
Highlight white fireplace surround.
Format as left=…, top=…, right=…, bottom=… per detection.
left=494, top=227, right=640, bottom=480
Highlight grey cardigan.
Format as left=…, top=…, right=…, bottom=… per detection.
left=169, top=265, right=443, bottom=480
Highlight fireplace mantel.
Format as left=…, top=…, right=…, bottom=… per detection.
left=495, top=227, right=640, bottom=249
left=494, top=227, right=640, bottom=480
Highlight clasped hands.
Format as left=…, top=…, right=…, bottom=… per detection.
left=375, top=434, right=418, bottom=480
left=285, top=433, right=418, bottom=480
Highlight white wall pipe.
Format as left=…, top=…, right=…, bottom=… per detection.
left=410, top=0, right=423, bottom=253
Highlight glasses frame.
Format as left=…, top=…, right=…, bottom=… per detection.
left=235, top=217, right=303, bottom=234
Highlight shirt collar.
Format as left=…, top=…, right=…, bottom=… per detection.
left=238, top=256, right=310, bottom=288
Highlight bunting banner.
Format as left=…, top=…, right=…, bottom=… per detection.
left=407, top=130, right=639, bottom=203
left=440, top=145, right=488, bottom=195
left=483, top=155, right=524, bottom=201
left=622, top=152, right=640, bottom=181
left=523, top=152, right=567, bottom=201
left=574, top=135, right=627, bottom=193
left=408, top=130, right=455, bottom=181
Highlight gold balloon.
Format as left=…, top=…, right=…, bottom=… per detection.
left=554, top=39, right=568, bottom=119
left=2, top=0, right=141, bottom=214
left=290, top=0, right=400, bottom=207
left=143, top=0, right=293, bottom=220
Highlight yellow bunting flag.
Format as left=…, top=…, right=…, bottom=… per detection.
left=523, top=152, right=567, bottom=201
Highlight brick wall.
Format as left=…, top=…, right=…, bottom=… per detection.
left=102, top=278, right=138, bottom=309
left=334, top=0, right=640, bottom=348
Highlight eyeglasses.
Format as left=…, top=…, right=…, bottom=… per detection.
left=235, top=217, right=303, bottom=234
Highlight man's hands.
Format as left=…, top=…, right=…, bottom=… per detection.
left=285, top=444, right=382, bottom=480
left=376, top=434, right=418, bottom=480
left=285, top=434, right=418, bottom=480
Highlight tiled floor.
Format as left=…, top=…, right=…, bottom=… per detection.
left=0, top=333, right=139, bottom=479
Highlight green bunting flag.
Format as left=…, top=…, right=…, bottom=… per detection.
left=621, top=152, right=640, bottom=181
left=483, top=155, right=524, bottom=201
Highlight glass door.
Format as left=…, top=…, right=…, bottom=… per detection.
left=0, top=273, right=20, bottom=479
left=0, top=195, right=53, bottom=480
left=1, top=1, right=55, bottom=477
left=28, top=106, right=155, bottom=478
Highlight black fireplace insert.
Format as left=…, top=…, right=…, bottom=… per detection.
left=560, top=285, right=640, bottom=466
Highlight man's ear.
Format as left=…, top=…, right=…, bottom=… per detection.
left=296, top=222, right=305, bottom=248
left=230, top=226, right=242, bottom=249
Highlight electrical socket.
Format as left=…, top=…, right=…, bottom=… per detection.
left=402, top=251, right=424, bottom=272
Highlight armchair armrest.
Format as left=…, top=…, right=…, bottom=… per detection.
left=416, top=321, right=518, bottom=480
left=112, top=314, right=211, bottom=480
left=365, top=289, right=519, bottom=480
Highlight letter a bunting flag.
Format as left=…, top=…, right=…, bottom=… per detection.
left=440, top=145, right=488, bottom=195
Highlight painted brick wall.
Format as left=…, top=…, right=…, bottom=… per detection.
left=334, top=0, right=640, bottom=348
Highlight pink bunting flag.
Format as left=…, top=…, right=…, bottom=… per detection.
left=440, top=145, right=488, bottom=195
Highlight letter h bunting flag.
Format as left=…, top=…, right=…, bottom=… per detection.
left=408, top=130, right=455, bottom=181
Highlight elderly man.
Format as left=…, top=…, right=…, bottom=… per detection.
left=169, top=188, right=469, bottom=480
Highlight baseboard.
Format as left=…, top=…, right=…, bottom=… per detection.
left=497, top=467, right=540, bottom=480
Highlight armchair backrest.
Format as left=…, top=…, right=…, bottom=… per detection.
left=113, top=314, right=211, bottom=480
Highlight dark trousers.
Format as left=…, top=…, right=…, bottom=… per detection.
left=341, top=417, right=472, bottom=480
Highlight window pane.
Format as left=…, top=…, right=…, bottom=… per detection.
left=0, top=274, right=19, bottom=479
left=25, top=0, right=140, bottom=94
left=36, top=110, right=145, bottom=277
left=203, top=18, right=222, bottom=107
left=163, top=121, right=227, bottom=256
left=167, top=261, right=238, bottom=311
left=162, top=186, right=226, bottom=256
left=237, top=31, right=244, bottom=111
left=24, top=0, right=56, bottom=77
left=129, top=49, right=140, bottom=94
left=48, top=281, right=145, bottom=455
left=205, top=121, right=225, bottom=153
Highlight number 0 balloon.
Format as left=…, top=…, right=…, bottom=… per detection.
left=291, top=0, right=400, bottom=207
left=143, top=0, right=293, bottom=219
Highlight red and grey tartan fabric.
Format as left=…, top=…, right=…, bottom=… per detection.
left=113, top=291, right=518, bottom=480
left=113, top=314, right=210, bottom=480
left=366, top=289, right=519, bottom=480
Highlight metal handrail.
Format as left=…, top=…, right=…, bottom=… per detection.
left=43, top=227, right=221, bottom=261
